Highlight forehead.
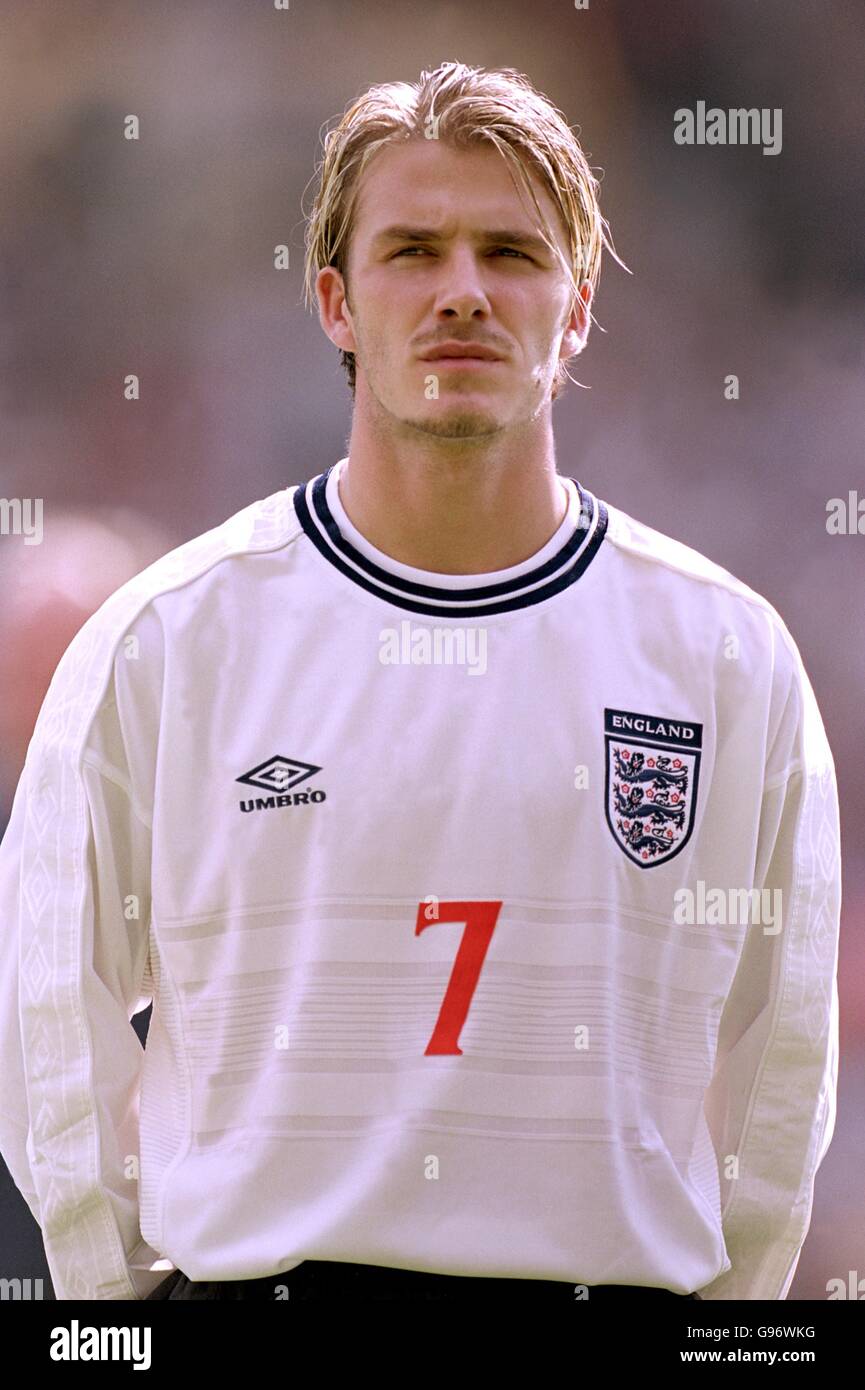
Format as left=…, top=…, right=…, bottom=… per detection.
left=350, top=138, right=567, bottom=248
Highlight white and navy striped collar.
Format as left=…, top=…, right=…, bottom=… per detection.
left=292, top=459, right=608, bottom=618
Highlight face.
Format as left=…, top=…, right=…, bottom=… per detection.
left=316, top=139, right=592, bottom=439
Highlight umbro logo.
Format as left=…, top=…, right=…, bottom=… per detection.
left=237, top=755, right=321, bottom=792
left=237, top=755, right=327, bottom=813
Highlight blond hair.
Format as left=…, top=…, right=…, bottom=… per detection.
left=302, top=60, right=625, bottom=401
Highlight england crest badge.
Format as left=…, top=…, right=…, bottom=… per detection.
left=604, top=707, right=703, bottom=867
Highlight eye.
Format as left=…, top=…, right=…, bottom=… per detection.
left=391, top=246, right=531, bottom=259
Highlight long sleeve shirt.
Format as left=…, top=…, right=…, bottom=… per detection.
left=0, top=459, right=841, bottom=1299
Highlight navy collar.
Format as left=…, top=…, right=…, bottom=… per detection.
left=293, top=465, right=608, bottom=618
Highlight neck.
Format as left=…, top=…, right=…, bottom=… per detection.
left=338, top=385, right=567, bottom=575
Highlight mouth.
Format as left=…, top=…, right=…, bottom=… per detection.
left=420, top=355, right=503, bottom=367
left=419, top=344, right=504, bottom=365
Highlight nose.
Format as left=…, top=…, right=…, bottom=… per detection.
left=431, top=245, right=492, bottom=320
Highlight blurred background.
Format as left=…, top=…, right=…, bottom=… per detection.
left=0, top=0, right=862, bottom=1299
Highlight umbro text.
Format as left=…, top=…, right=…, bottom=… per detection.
left=239, top=790, right=327, bottom=813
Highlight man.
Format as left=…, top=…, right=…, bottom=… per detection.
left=0, top=61, right=841, bottom=1301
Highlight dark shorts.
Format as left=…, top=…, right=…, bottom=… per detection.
left=145, top=1260, right=702, bottom=1301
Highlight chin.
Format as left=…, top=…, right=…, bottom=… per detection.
left=404, top=403, right=505, bottom=440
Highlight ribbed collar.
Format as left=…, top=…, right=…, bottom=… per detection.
left=292, top=458, right=607, bottom=618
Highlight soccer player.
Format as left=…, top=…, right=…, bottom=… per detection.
left=0, top=61, right=841, bottom=1302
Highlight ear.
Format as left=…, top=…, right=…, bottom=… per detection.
left=316, top=265, right=358, bottom=355
left=558, top=281, right=593, bottom=361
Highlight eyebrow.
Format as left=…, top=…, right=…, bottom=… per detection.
left=370, top=225, right=552, bottom=257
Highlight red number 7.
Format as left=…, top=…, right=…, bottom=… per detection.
left=415, top=900, right=503, bottom=1055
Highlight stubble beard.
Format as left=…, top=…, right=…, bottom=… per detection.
left=402, top=404, right=505, bottom=440
left=355, top=334, right=509, bottom=440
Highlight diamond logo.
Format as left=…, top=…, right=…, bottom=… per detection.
left=236, top=755, right=322, bottom=793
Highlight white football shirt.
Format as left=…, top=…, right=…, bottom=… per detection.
left=0, top=458, right=841, bottom=1300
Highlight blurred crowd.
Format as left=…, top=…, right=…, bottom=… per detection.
left=0, top=0, right=862, bottom=1298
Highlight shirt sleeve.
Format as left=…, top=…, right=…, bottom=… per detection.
left=0, top=613, right=173, bottom=1299
left=697, top=621, right=842, bottom=1300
